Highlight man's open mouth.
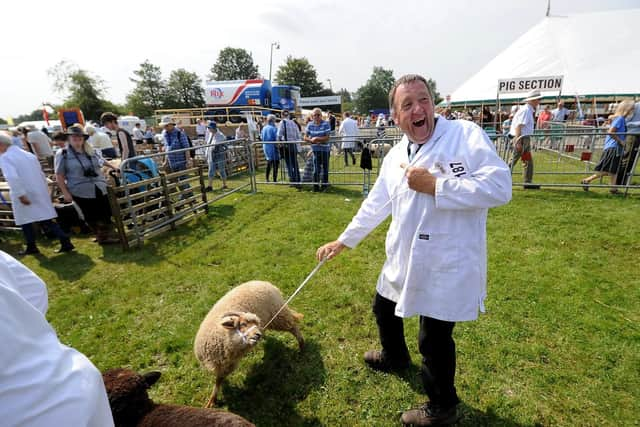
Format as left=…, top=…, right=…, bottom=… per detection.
left=413, top=119, right=426, bottom=127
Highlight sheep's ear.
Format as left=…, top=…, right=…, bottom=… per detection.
left=220, top=314, right=239, bottom=329
left=143, top=371, right=161, bottom=388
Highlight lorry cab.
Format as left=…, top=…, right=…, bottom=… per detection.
left=272, top=85, right=301, bottom=113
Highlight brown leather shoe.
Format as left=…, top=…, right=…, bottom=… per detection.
left=401, top=402, right=459, bottom=426
left=363, top=349, right=410, bottom=372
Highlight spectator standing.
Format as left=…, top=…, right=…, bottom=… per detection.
left=581, top=100, right=634, bottom=193
left=161, top=116, right=191, bottom=172
left=51, top=131, right=67, bottom=150
left=132, top=123, right=144, bottom=144
left=196, top=119, right=207, bottom=140
left=316, top=74, right=511, bottom=426
left=204, top=122, right=228, bottom=191
left=277, top=110, right=302, bottom=185
left=143, top=126, right=155, bottom=145
left=101, top=112, right=136, bottom=162
left=261, top=114, right=280, bottom=182
left=24, top=125, right=54, bottom=167
left=338, top=111, right=359, bottom=166
left=509, top=89, right=542, bottom=188
left=86, top=125, right=116, bottom=158
left=0, top=132, right=74, bottom=255
left=54, top=125, right=119, bottom=244
left=551, top=100, right=570, bottom=122
left=537, top=104, right=553, bottom=129
left=328, top=111, right=337, bottom=133
left=618, top=101, right=640, bottom=186
left=305, top=108, right=332, bottom=192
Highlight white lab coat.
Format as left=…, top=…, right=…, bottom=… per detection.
left=339, top=117, right=512, bottom=321
left=338, top=117, right=359, bottom=149
left=0, top=251, right=114, bottom=427
left=0, top=145, right=56, bottom=226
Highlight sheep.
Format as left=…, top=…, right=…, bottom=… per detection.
left=102, top=368, right=254, bottom=427
left=194, top=280, right=304, bottom=407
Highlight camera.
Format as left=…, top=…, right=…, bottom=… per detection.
left=83, top=169, right=99, bottom=178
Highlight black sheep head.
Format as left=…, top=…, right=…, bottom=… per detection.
left=102, top=368, right=161, bottom=427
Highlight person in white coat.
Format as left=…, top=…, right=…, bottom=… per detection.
left=0, top=132, right=74, bottom=255
left=0, top=250, right=114, bottom=427
left=338, top=111, right=359, bottom=166
left=317, top=74, right=512, bottom=426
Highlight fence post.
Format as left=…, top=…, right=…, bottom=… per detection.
left=160, top=174, right=177, bottom=230
left=198, top=165, right=208, bottom=213
left=247, top=141, right=257, bottom=193
left=623, top=142, right=640, bottom=197
left=107, top=186, right=129, bottom=250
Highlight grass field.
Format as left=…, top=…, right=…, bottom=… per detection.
left=1, top=182, right=639, bottom=426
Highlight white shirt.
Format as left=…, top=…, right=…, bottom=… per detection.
left=338, top=117, right=359, bottom=149
left=509, top=103, right=535, bottom=137
left=196, top=123, right=207, bottom=136
left=26, top=130, right=53, bottom=157
left=551, top=107, right=569, bottom=122
left=338, top=117, right=512, bottom=321
left=277, top=118, right=302, bottom=141
left=0, top=251, right=114, bottom=427
left=88, top=131, right=113, bottom=150
left=0, top=145, right=57, bottom=226
left=132, top=127, right=144, bottom=141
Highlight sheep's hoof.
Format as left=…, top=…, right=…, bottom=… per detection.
left=298, top=339, right=305, bottom=352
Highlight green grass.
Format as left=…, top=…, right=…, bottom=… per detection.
left=1, top=185, right=639, bottom=426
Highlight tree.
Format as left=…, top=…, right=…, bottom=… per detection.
left=126, top=61, right=168, bottom=118
left=0, top=117, right=7, bottom=125
left=426, top=78, right=443, bottom=105
left=48, top=60, right=120, bottom=120
left=337, top=88, right=353, bottom=103
left=354, top=67, right=395, bottom=114
left=165, top=69, right=205, bottom=109
left=208, top=47, right=259, bottom=81
left=274, top=56, right=326, bottom=97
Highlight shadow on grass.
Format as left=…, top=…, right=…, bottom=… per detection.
left=36, top=251, right=96, bottom=281
left=223, top=337, right=325, bottom=427
left=458, top=403, right=530, bottom=426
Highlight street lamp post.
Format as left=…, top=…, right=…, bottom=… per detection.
left=269, top=42, right=280, bottom=82
left=326, top=78, right=333, bottom=91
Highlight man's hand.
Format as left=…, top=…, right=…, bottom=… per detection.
left=404, top=166, right=437, bottom=195
left=63, top=193, right=73, bottom=203
left=316, top=240, right=346, bottom=261
left=19, top=195, right=31, bottom=205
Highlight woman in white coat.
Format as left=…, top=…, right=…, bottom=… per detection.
left=317, top=75, right=512, bottom=426
left=0, top=132, right=74, bottom=255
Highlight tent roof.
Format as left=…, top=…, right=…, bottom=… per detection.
left=448, top=9, right=640, bottom=105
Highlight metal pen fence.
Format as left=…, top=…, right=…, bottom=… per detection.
left=495, top=130, right=640, bottom=195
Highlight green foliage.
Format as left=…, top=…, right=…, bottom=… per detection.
left=337, top=88, right=353, bottom=103
left=354, top=67, right=395, bottom=114
left=275, top=56, right=327, bottom=97
left=48, top=60, right=121, bottom=121
left=0, top=117, right=7, bottom=125
left=208, top=47, right=259, bottom=81
left=164, top=69, right=205, bottom=109
left=426, top=78, right=443, bottom=105
left=126, top=61, right=168, bottom=118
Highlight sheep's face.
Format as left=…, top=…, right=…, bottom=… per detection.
left=102, top=368, right=160, bottom=426
left=220, top=312, right=263, bottom=347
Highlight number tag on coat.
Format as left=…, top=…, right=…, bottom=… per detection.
left=432, top=159, right=469, bottom=178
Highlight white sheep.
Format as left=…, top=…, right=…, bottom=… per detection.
left=194, top=280, right=304, bottom=407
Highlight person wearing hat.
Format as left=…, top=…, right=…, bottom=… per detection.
left=204, top=121, right=228, bottom=191
left=509, top=89, right=542, bottom=188
left=55, top=125, right=119, bottom=245
left=101, top=112, right=135, bottom=161
left=0, top=131, right=74, bottom=255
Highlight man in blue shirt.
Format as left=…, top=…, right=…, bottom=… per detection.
left=161, top=117, right=191, bottom=172
left=304, top=108, right=331, bottom=192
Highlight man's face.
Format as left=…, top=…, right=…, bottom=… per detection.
left=104, top=121, right=117, bottom=131
left=313, top=111, right=322, bottom=124
left=165, top=124, right=175, bottom=132
left=392, top=81, right=435, bottom=144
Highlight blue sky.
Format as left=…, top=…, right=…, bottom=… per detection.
left=1, top=0, right=637, bottom=117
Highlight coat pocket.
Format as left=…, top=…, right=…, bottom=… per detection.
left=411, top=231, right=461, bottom=273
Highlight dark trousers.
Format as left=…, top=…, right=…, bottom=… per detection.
left=344, top=147, right=356, bottom=166
left=373, top=293, right=460, bottom=408
left=282, top=145, right=300, bottom=183
left=72, top=186, right=112, bottom=227
left=266, top=160, right=280, bottom=182
left=312, top=150, right=330, bottom=189
left=22, top=219, right=69, bottom=248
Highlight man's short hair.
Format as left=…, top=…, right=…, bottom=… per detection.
left=52, top=131, right=67, bottom=141
left=100, top=112, right=118, bottom=125
left=388, top=74, right=433, bottom=114
left=344, top=111, right=351, bottom=117
left=0, top=131, right=12, bottom=146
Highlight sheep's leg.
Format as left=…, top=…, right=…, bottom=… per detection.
left=205, top=376, right=224, bottom=408
left=291, top=325, right=305, bottom=351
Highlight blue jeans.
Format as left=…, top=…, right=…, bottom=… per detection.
left=312, top=150, right=330, bottom=188
left=22, top=219, right=69, bottom=247
left=208, top=152, right=227, bottom=180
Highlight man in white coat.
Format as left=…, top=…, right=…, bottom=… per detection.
left=317, top=75, right=512, bottom=426
left=0, top=250, right=114, bottom=427
left=0, top=132, right=74, bottom=255
left=338, top=111, right=359, bottom=166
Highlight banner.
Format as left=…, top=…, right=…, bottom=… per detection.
left=299, top=96, right=342, bottom=107
left=497, top=76, right=563, bottom=94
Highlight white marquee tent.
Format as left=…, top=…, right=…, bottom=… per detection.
left=448, top=8, right=640, bottom=105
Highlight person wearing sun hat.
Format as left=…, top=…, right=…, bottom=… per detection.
left=509, top=89, right=543, bottom=188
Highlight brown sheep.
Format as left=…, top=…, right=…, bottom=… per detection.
left=102, top=368, right=254, bottom=427
left=194, top=280, right=304, bottom=407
